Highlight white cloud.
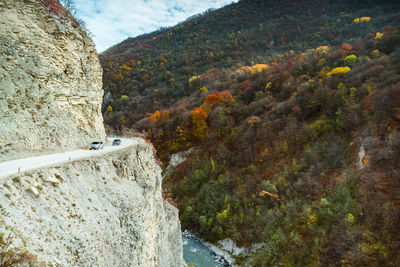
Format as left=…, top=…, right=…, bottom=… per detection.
left=73, top=0, right=238, bottom=52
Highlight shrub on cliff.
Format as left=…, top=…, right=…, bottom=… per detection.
left=0, top=233, right=38, bottom=266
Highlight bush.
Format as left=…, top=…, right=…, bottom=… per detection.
left=327, top=67, right=351, bottom=76
left=344, top=55, right=357, bottom=66
left=0, top=233, right=37, bottom=266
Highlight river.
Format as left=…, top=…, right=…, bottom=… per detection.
left=182, top=232, right=232, bottom=267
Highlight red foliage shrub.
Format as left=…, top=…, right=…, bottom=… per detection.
left=47, top=0, right=61, bottom=15
left=341, top=43, right=353, bottom=52
left=364, top=33, right=375, bottom=40
left=239, top=79, right=252, bottom=91
left=219, top=91, right=234, bottom=103
left=205, top=94, right=219, bottom=105
left=382, top=26, right=397, bottom=33
left=43, top=0, right=78, bottom=25
left=367, top=64, right=385, bottom=76
left=204, top=91, right=234, bottom=110
left=287, top=60, right=294, bottom=69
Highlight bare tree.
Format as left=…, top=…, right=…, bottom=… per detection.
left=59, top=0, right=93, bottom=37
left=60, top=0, right=76, bottom=15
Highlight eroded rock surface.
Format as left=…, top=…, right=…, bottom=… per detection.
left=0, top=1, right=183, bottom=266
left=0, top=143, right=183, bottom=266
left=0, top=0, right=106, bottom=161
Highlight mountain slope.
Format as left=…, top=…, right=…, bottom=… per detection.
left=100, top=0, right=400, bottom=265
left=143, top=28, right=400, bottom=265
left=100, top=0, right=400, bottom=128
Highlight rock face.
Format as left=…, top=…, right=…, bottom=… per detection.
left=0, top=1, right=183, bottom=266
left=0, top=0, right=106, bottom=162
left=0, top=141, right=183, bottom=266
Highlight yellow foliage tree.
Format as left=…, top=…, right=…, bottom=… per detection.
left=216, top=205, right=230, bottom=223
left=371, top=49, right=380, bottom=58
left=347, top=213, right=355, bottom=223
left=354, top=16, right=371, bottom=23
left=375, top=32, right=383, bottom=40
left=200, top=86, right=208, bottom=93
left=238, top=64, right=269, bottom=75
left=316, top=45, right=329, bottom=52
left=327, top=67, right=351, bottom=76
left=188, top=75, right=200, bottom=83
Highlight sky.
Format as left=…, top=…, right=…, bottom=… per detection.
left=72, top=0, right=239, bottom=52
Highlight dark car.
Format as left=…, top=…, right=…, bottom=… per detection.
left=112, top=139, right=121, bottom=146
left=90, top=141, right=104, bottom=150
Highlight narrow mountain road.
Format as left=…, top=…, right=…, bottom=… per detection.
left=0, top=137, right=144, bottom=178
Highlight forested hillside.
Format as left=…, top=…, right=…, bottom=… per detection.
left=100, top=0, right=400, bottom=265
left=141, top=29, right=400, bottom=265
left=100, top=0, right=400, bottom=128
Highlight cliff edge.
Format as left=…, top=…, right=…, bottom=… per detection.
left=0, top=141, right=183, bottom=266
left=0, top=1, right=183, bottom=266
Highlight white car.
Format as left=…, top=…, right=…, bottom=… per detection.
left=90, top=141, right=104, bottom=150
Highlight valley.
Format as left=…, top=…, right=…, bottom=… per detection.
left=100, top=0, right=400, bottom=265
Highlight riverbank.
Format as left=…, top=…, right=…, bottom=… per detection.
left=182, top=230, right=234, bottom=267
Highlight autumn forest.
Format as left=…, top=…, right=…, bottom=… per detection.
left=100, top=0, right=400, bottom=265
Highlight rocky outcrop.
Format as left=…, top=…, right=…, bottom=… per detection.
left=0, top=1, right=183, bottom=266
left=0, top=0, right=106, bottom=162
left=0, top=141, right=183, bottom=266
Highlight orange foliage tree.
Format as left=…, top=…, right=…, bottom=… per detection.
left=150, top=110, right=160, bottom=122
left=205, top=94, right=219, bottom=105
left=150, top=110, right=169, bottom=122
left=202, top=91, right=234, bottom=111
left=160, top=110, right=170, bottom=121
left=190, top=107, right=208, bottom=139
left=341, top=43, right=353, bottom=54
left=218, top=91, right=234, bottom=103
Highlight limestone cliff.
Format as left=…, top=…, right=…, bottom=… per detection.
left=0, top=0, right=106, bottom=162
left=0, top=1, right=183, bottom=266
left=0, top=141, right=183, bottom=266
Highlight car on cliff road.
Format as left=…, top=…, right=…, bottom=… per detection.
left=90, top=141, right=104, bottom=150
left=112, top=139, right=121, bottom=146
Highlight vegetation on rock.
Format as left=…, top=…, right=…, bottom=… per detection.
left=0, top=233, right=37, bottom=266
